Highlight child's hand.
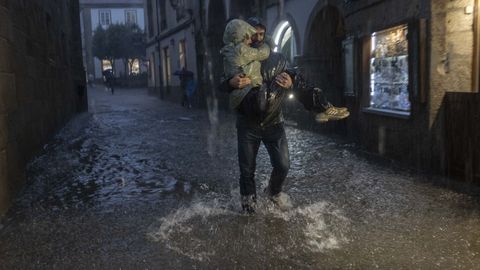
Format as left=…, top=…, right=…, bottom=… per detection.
left=229, top=74, right=251, bottom=89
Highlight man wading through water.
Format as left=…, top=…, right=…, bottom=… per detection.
left=220, top=17, right=349, bottom=214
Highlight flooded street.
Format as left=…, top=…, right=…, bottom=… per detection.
left=1, top=87, right=480, bottom=269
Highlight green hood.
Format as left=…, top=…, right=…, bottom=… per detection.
left=223, top=19, right=257, bottom=45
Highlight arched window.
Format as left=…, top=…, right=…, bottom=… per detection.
left=272, top=20, right=297, bottom=63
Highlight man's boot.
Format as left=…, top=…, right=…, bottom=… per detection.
left=241, top=194, right=257, bottom=214
left=264, top=185, right=293, bottom=211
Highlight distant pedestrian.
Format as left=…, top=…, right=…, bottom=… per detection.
left=174, top=67, right=196, bottom=108
left=102, top=69, right=115, bottom=95
left=88, top=73, right=94, bottom=87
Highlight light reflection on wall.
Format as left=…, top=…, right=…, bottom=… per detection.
left=272, top=20, right=297, bottom=63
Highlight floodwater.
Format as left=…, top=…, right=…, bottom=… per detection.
left=0, top=87, right=479, bottom=269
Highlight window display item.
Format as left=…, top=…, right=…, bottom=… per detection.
left=370, top=24, right=410, bottom=112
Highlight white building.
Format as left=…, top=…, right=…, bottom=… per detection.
left=144, top=0, right=198, bottom=100
left=80, top=0, right=145, bottom=79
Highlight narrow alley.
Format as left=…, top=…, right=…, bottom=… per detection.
left=0, top=87, right=479, bottom=269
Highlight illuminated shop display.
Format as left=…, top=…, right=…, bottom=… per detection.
left=370, top=24, right=410, bottom=113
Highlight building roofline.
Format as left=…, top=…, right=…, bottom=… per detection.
left=79, top=0, right=143, bottom=3
left=80, top=2, right=143, bottom=9
left=79, top=0, right=143, bottom=8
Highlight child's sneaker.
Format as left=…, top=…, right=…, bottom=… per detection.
left=325, top=103, right=348, bottom=113
left=316, top=104, right=350, bottom=123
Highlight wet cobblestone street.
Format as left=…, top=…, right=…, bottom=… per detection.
left=0, top=87, right=480, bottom=269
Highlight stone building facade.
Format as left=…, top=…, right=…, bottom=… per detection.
left=146, top=0, right=479, bottom=180
left=145, top=0, right=199, bottom=102
left=0, top=0, right=87, bottom=215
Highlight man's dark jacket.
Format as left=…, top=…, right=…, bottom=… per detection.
left=219, top=52, right=325, bottom=128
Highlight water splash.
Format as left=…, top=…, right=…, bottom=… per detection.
left=147, top=194, right=350, bottom=261
left=293, top=202, right=350, bottom=252
left=148, top=199, right=232, bottom=242
left=147, top=198, right=233, bottom=261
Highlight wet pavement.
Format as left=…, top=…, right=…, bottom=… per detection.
left=1, top=86, right=480, bottom=269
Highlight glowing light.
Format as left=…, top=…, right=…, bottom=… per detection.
left=371, top=34, right=376, bottom=54
left=274, top=21, right=290, bottom=46
left=281, top=27, right=292, bottom=48
left=288, top=94, right=294, bottom=99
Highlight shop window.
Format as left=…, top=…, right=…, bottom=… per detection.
left=102, top=60, right=112, bottom=71
left=369, top=24, right=410, bottom=114
left=131, top=59, right=140, bottom=74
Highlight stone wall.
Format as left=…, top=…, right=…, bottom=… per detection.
left=429, top=0, right=475, bottom=172
left=0, top=0, right=87, bottom=215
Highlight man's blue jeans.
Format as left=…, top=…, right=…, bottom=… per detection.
left=237, top=122, right=290, bottom=197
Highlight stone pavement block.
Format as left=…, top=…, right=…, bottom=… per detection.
left=0, top=73, right=17, bottom=113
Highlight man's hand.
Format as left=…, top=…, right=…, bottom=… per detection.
left=275, top=72, right=293, bottom=89
left=229, top=74, right=251, bottom=89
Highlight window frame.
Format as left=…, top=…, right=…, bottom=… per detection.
left=363, top=23, right=412, bottom=118
left=125, top=9, right=138, bottom=25
left=99, top=10, right=111, bottom=26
